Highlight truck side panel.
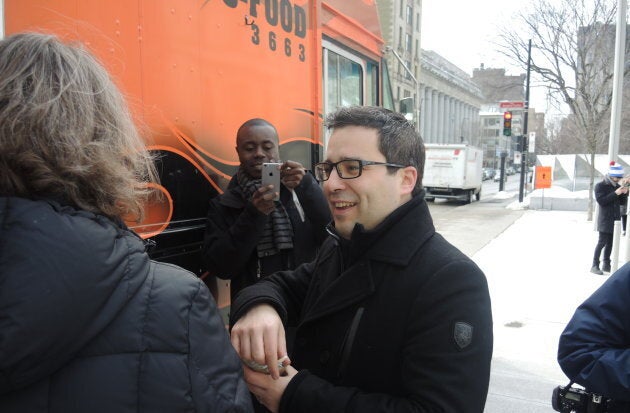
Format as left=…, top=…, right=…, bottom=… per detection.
left=423, top=144, right=483, bottom=202
left=4, top=0, right=388, bottom=310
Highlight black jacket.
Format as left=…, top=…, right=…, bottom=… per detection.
left=203, top=172, right=330, bottom=300
left=595, top=177, right=622, bottom=233
left=231, top=194, right=493, bottom=413
left=558, top=262, right=630, bottom=411
left=0, top=197, right=252, bottom=413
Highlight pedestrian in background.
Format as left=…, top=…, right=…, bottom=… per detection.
left=0, top=32, right=252, bottom=413
left=558, top=262, right=630, bottom=412
left=229, top=106, right=493, bottom=413
left=591, top=162, right=628, bottom=275
left=203, top=118, right=330, bottom=302
left=620, top=176, right=628, bottom=236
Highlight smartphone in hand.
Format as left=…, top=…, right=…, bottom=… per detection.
left=262, top=162, right=282, bottom=201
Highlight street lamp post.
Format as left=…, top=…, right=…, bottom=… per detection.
left=386, top=47, right=421, bottom=133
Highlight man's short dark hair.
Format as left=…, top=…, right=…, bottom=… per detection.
left=236, top=118, right=279, bottom=143
left=325, top=106, right=425, bottom=195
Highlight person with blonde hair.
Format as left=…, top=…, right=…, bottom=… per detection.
left=0, top=32, right=252, bottom=413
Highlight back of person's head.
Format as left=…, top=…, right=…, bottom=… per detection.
left=0, top=32, right=157, bottom=221
left=325, top=105, right=425, bottom=195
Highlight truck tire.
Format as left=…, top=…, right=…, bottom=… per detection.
left=465, top=189, right=474, bottom=204
left=476, top=189, right=481, bottom=201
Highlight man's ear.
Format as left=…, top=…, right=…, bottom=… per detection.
left=399, top=166, right=417, bottom=196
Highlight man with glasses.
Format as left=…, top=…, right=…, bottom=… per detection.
left=229, top=106, right=493, bottom=413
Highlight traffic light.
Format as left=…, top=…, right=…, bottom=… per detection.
left=503, top=111, right=512, bottom=136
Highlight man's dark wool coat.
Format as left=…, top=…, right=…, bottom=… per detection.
left=231, top=194, right=493, bottom=413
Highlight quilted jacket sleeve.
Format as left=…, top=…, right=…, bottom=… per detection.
left=188, top=279, right=254, bottom=412
left=558, top=263, right=630, bottom=401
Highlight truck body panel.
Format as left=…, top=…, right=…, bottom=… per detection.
left=3, top=0, right=392, bottom=310
left=423, top=144, right=483, bottom=203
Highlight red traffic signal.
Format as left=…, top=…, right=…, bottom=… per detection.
left=503, top=111, right=512, bottom=136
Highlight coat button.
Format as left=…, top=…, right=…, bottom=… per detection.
left=319, top=350, right=331, bottom=365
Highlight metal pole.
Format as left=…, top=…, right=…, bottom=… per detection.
left=608, top=0, right=627, bottom=162
left=0, top=0, right=5, bottom=39
left=519, top=39, right=532, bottom=203
left=387, top=47, right=421, bottom=133
left=612, top=220, right=622, bottom=272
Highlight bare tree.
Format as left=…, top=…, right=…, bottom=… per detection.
left=497, top=0, right=628, bottom=220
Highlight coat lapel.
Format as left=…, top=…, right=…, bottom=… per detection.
left=301, top=259, right=376, bottom=325
left=299, top=196, right=436, bottom=325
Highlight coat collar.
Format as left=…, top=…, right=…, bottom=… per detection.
left=327, top=193, right=435, bottom=266
left=300, top=194, right=436, bottom=324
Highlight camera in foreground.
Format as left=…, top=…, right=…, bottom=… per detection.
left=552, top=384, right=610, bottom=413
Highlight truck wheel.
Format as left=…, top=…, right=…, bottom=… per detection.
left=465, top=190, right=474, bottom=204
left=476, top=189, right=481, bottom=201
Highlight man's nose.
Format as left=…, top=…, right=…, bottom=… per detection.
left=254, top=146, right=266, bottom=157
left=324, top=166, right=345, bottom=190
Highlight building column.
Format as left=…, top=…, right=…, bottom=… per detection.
left=438, top=93, right=445, bottom=143
left=448, top=98, right=455, bottom=143
left=422, top=87, right=431, bottom=140
left=431, top=91, right=439, bottom=144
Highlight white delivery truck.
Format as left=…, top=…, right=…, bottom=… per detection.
left=423, top=144, right=483, bottom=204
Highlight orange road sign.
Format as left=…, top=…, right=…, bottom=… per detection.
left=535, top=166, right=552, bottom=189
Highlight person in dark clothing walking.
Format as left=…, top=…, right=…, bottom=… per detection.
left=229, top=106, right=493, bottom=413
left=0, top=32, right=252, bottom=413
left=558, top=262, right=630, bottom=412
left=620, top=188, right=628, bottom=236
left=203, top=119, right=331, bottom=301
left=591, top=163, right=628, bottom=275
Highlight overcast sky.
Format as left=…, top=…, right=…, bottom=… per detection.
left=420, top=0, right=551, bottom=112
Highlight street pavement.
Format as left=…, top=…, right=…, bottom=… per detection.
left=430, top=195, right=619, bottom=413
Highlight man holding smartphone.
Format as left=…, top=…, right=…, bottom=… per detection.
left=203, top=118, right=331, bottom=302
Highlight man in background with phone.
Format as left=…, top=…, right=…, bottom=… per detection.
left=203, top=118, right=331, bottom=303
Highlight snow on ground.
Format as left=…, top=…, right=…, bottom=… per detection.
left=473, top=190, right=622, bottom=382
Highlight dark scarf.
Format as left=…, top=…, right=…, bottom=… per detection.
left=237, top=167, right=294, bottom=258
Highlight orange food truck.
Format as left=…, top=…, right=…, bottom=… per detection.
left=3, top=0, right=399, bottom=312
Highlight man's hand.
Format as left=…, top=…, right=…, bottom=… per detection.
left=245, top=365, right=298, bottom=413
left=251, top=185, right=278, bottom=215
left=616, top=186, right=629, bottom=195
left=280, top=160, right=305, bottom=190
left=231, top=304, right=290, bottom=379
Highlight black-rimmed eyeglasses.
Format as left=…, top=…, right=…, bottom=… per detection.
left=314, top=159, right=406, bottom=181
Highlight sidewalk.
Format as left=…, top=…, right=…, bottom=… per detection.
left=475, top=207, right=621, bottom=411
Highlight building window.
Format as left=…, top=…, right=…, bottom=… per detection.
left=400, top=0, right=404, bottom=17
left=404, top=89, right=411, bottom=98
left=405, top=60, right=412, bottom=80
left=406, top=5, right=413, bottom=26
left=397, top=86, right=401, bottom=100
left=415, top=39, right=419, bottom=57
left=405, top=33, right=412, bottom=52
left=398, top=27, right=403, bottom=50
left=416, top=12, right=420, bottom=32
